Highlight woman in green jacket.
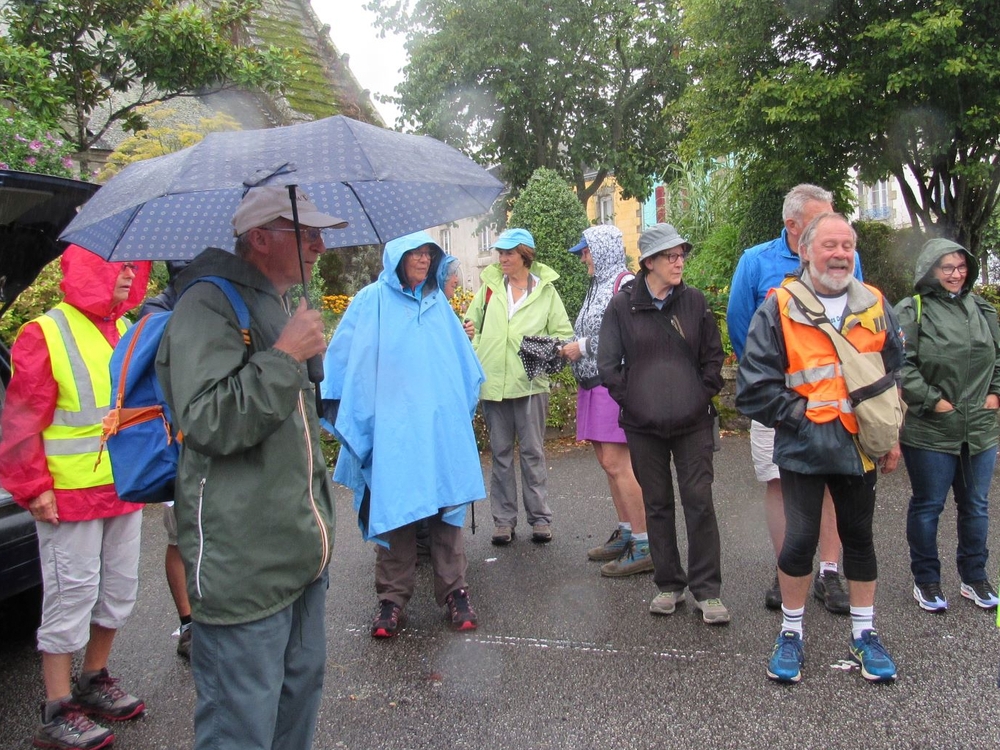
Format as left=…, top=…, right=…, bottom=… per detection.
left=465, top=228, right=573, bottom=545
left=894, top=238, right=1000, bottom=613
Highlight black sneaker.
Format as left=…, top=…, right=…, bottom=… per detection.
left=764, top=572, right=782, bottom=610
left=33, top=702, right=114, bottom=750
left=814, top=570, right=850, bottom=614
left=371, top=599, right=404, bottom=638
left=444, top=588, right=478, bottom=631
left=913, top=581, right=948, bottom=612
left=72, top=669, right=145, bottom=722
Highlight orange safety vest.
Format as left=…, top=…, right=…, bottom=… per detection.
left=775, top=283, right=889, bottom=434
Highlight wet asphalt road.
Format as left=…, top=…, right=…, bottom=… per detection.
left=2, top=433, right=999, bottom=749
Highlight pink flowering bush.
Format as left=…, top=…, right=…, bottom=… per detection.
left=0, top=110, right=76, bottom=177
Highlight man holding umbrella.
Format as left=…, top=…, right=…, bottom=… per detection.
left=155, top=186, right=343, bottom=750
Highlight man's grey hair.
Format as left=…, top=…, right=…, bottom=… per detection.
left=783, top=184, right=834, bottom=222
left=798, top=212, right=856, bottom=266
left=234, top=232, right=253, bottom=260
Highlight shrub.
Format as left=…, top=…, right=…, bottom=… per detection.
left=508, top=168, right=590, bottom=320
left=0, top=109, right=76, bottom=177
left=0, top=260, right=62, bottom=346
left=853, top=220, right=913, bottom=305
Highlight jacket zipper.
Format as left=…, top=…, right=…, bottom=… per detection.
left=298, top=390, right=330, bottom=578
left=194, top=477, right=206, bottom=599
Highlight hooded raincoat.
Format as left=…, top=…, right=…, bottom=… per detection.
left=465, top=261, right=573, bottom=400
left=0, top=245, right=150, bottom=520
left=570, top=225, right=634, bottom=388
left=322, top=232, right=486, bottom=544
left=894, top=239, right=1000, bottom=454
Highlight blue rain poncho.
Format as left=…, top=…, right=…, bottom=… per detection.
left=321, top=232, right=486, bottom=544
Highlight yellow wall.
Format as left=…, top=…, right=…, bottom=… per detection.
left=580, top=175, right=643, bottom=270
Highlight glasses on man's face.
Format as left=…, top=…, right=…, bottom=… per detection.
left=656, top=250, right=690, bottom=264
left=266, top=227, right=325, bottom=243
left=938, top=263, right=968, bottom=276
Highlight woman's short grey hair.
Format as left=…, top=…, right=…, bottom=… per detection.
left=798, top=212, right=855, bottom=264
left=783, top=184, right=834, bottom=222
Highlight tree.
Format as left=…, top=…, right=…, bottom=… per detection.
left=682, top=0, right=1000, bottom=255
left=0, top=0, right=294, bottom=165
left=368, top=0, right=685, bottom=204
left=508, top=167, right=590, bottom=319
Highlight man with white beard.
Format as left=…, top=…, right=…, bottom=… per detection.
left=736, top=213, right=905, bottom=685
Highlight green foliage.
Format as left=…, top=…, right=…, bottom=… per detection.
left=684, top=222, right=741, bottom=313
left=369, top=0, right=686, bottom=204
left=0, top=0, right=295, bottom=162
left=545, top=367, right=578, bottom=431
left=317, top=246, right=383, bottom=297
left=853, top=221, right=913, bottom=305
left=0, top=261, right=62, bottom=347
left=508, top=168, right=590, bottom=319
left=977, top=284, right=1000, bottom=311
left=681, top=0, right=1000, bottom=254
left=0, top=109, right=76, bottom=177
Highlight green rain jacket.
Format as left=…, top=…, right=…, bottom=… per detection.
left=466, top=261, right=573, bottom=401
left=894, top=238, right=1000, bottom=455
left=155, top=249, right=335, bottom=625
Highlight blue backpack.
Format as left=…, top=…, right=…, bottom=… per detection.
left=99, top=277, right=251, bottom=503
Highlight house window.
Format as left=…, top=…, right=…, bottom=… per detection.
left=597, top=194, right=614, bottom=224
left=863, top=180, right=891, bottom=221
left=440, top=228, right=452, bottom=254
left=477, top=227, right=492, bottom=254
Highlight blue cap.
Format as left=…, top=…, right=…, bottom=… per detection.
left=568, top=235, right=587, bottom=254
left=493, top=227, right=535, bottom=250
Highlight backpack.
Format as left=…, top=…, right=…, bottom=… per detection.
left=97, top=277, right=251, bottom=503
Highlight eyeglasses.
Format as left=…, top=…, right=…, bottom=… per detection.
left=656, top=250, right=691, bottom=264
left=938, top=263, right=968, bottom=276
left=406, top=250, right=434, bottom=259
left=265, top=227, right=325, bottom=243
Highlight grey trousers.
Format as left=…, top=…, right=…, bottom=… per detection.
left=376, top=515, right=468, bottom=607
left=483, top=394, right=552, bottom=528
left=191, top=569, right=328, bottom=750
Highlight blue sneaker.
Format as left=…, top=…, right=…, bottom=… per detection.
left=913, top=581, right=948, bottom=612
left=587, top=528, right=631, bottom=561
left=960, top=580, right=999, bottom=609
left=849, top=629, right=897, bottom=682
left=766, top=631, right=804, bottom=683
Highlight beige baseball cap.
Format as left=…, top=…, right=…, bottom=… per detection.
left=232, top=186, right=348, bottom=236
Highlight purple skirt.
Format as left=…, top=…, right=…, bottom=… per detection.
left=576, top=385, right=627, bottom=444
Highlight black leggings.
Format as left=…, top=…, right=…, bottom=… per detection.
left=778, top=468, right=879, bottom=582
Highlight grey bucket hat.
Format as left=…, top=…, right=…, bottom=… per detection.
left=638, top=223, right=690, bottom=263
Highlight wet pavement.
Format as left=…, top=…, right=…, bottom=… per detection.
left=2, top=433, right=999, bottom=749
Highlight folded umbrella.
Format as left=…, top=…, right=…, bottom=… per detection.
left=518, top=335, right=567, bottom=380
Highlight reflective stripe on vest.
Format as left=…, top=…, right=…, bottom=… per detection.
left=776, top=285, right=887, bottom=433
left=34, top=304, right=126, bottom=489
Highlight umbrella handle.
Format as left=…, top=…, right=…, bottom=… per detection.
left=287, top=185, right=325, bottom=385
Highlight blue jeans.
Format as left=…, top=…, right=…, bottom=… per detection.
left=902, top=444, right=997, bottom=584
left=191, top=569, right=329, bottom=750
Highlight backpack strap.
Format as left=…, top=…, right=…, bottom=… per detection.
left=187, top=276, right=252, bottom=346
left=613, top=270, right=634, bottom=295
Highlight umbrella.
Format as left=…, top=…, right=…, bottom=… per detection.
left=518, top=335, right=568, bottom=380
left=60, top=115, right=504, bottom=261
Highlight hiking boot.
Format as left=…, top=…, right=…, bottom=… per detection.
left=33, top=703, right=114, bottom=750
left=849, top=629, right=897, bottom=682
left=813, top=570, right=850, bottom=614
left=766, top=631, right=804, bottom=684
left=960, top=580, right=999, bottom=609
left=694, top=597, right=731, bottom=625
left=913, top=581, right=948, bottom=612
left=649, top=590, right=685, bottom=616
left=491, top=526, right=514, bottom=545
left=600, top=539, right=654, bottom=577
left=764, top=572, right=782, bottom=610
left=531, top=523, right=553, bottom=543
left=587, top=528, right=632, bottom=561
left=71, top=669, right=145, bottom=722
left=444, top=588, right=478, bottom=631
left=371, top=599, right=404, bottom=638
left=176, top=623, right=192, bottom=660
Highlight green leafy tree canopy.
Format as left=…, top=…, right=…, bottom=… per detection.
left=508, top=167, right=590, bottom=319
left=368, top=0, right=685, bottom=204
left=682, top=0, right=1000, bottom=255
left=0, top=0, right=295, bottom=164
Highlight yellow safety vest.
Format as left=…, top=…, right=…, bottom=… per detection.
left=32, top=303, right=126, bottom=490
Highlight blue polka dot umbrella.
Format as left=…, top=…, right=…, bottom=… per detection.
left=60, top=116, right=505, bottom=261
